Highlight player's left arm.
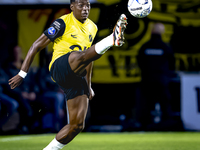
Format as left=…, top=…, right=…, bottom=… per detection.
left=9, top=18, right=65, bottom=89
left=85, top=61, right=95, bottom=100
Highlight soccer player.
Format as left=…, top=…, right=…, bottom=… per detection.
left=9, top=0, right=127, bottom=149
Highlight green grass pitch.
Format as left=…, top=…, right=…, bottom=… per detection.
left=0, top=132, right=200, bottom=150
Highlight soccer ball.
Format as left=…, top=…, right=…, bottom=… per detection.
left=128, top=0, right=153, bottom=18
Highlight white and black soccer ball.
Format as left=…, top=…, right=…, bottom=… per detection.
left=128, top=0, right=153, bottom=18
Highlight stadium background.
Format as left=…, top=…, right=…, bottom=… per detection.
left=0, top=0, right=200, bottom=132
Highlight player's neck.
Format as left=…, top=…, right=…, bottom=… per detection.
left=77, top=17, right=86, bottom=24
left=79, top=20, right=86, bottom=23
left=72, top=12, right=87, bottom=24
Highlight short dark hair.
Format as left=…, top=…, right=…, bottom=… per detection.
left=70, top=0, right=75, bottom=3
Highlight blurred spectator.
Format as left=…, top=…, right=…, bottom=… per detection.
left=0, top=66, right=19, bottom=133
left=3, top=44, right=37, bottom=133
left=36, top=52, right=66, bottom=132
left=136, top=23, right=175, bottom=129
left=4, top=44, right=66, bottom=133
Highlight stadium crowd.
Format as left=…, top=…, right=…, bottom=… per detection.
left=0, top=44, right=67, bottom=134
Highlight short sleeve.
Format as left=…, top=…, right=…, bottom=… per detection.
left=44, top=18, right=66, bottom=42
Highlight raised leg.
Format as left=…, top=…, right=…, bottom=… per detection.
left=69, top=14, right=127, bottom=75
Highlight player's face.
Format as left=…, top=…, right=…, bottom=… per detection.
left=71, top=0, right=91, bottom=23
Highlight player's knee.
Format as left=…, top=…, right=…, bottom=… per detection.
left=69, top=51, right=88, bottom=68
left=76, top=52, right=88, bottom=64
left=78, top=123, right=85, bottom=132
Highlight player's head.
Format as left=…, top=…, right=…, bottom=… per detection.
left=70, top=0, right=90, bottom=23
left=151, top=23, right=165, bottom=35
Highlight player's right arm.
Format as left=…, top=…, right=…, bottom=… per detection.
left=9, top=33, right=51, bottom=89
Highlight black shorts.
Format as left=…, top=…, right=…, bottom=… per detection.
left=50, top=53, right=89, bottom=100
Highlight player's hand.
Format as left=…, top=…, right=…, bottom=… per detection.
left=89, top=87, right=95, bottom=100
left=8, top=75, right=24, bottom=89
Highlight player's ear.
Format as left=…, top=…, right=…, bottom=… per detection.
left=70, top=4, right=74, bottom=11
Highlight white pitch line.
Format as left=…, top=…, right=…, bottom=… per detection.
left=0, top=136, right=31, bottom=142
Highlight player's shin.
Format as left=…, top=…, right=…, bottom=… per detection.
left=95, top=34, right=113, bottom=55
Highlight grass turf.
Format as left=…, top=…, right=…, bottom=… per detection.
left=0, top=132, right=200, bottom=150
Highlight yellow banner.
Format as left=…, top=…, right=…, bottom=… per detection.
left=17, top=1, right=200, bottom=83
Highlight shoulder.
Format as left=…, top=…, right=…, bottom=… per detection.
left=87, top=18, right=98, bottom=32
left=88, top=18, right=98, bottom=29
left=44, top=15, right=68, bottom=42
left=53, top=14, right=71, bottom=28
left=59, top=13, right=71, bottom=22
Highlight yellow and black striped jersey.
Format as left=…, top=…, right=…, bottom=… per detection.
left=44, top=12, right=98, bottom=71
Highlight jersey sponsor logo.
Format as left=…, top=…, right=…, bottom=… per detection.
left=71, top=34, right=77, bottom=38
left=53, top=21, right=61, bottom=31
left=53, top=21, right=60, bottom=27
left=48, top=27, right=56, bottom=35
